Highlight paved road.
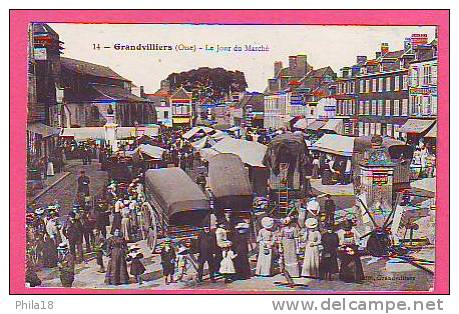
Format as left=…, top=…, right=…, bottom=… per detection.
left=34, top=159, right=108, bottom=215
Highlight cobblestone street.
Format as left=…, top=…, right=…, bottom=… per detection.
left=33, top=159, right=108, bottom=215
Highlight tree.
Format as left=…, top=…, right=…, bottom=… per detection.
left=166, top=67, right=247, bottom=102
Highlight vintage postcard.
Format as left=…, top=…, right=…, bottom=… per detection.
left=10, top=10, right=450, bottom=294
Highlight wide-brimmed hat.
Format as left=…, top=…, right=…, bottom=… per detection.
left=223, top=208, right=232, bottom=213
left=261, top=217, right=274, bottom=229
left=34, top=208, right=45, bottom=215
left=235, top=222, right=250, bottom=230
left=219, top=240, right=232, bottom=248
left=57, top=242, right=68, bottom=251
left=305, top=217, right=318, bottom=229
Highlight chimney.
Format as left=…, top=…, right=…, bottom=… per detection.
left=341, top=67, right=350, bottom=78
left=274, top=61, right=283, bottom=77
left=296, top=55, right=308, bottom=77
left=268, top=79, right=278, bottom=93
left=381, top=43, right=389, bottom=55
left=139, top=85, right=145, bottom=97
left=288, top=56, right=297, bottom=74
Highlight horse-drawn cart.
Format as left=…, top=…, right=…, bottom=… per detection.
left=141, top=168, right=211, bottom=250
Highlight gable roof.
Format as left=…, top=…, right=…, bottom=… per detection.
left=170, top=87, right=192, bottom=100
left=61, top=57, right=130, bottom=82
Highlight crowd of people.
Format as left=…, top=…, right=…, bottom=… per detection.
left=25, top=123, right=437, bottom=290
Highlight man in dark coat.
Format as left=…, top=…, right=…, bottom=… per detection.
left=95, top=200, right=111, bottom=238
left=319, top=224, right=340, bottom=280
left=232, top=223, right=252, bottom=280
left=323, top=194, right=336, bottom=226
left=63, top=211, right=84, bottom=263
left=57, top=243, right=76, bottom=287
left=196, top=226, right=217, bottom=282
left=77, top=170, right=90, bottom=197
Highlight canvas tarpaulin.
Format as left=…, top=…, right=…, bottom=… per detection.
left=144, top=168, right=210, bottom=224
left=211, top=137, right=267, bottom=167
left=398, top=119, right=435, bottom=134
left=311, top=134, right=354, bottom=157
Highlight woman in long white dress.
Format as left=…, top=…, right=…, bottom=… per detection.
left=280, top=217, right=300, bottom=277
left=255, top=217, right=275, bottom=276
left=301, top=218, right=321, bottom=278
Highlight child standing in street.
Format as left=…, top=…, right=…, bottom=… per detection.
left=127, top=245, right=146, bottom=286
left=219, top=243, right=237, bottom=283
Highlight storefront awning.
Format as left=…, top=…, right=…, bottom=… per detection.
left=27, top=123, right=61, bottom=138
left=293, top=118, right=308, bottom=130
left=320, top=119, right=344, bottom=134
left=311, top=134, right=354, bottom=157
left=173, top=117, right=191, bottom=124
left=424, top=123, right=437, bottom=138
left=306, top=120, right=326, bottom=131
left=398, top=119, right=435, bottom=134
left=410, top=177, right=436, bottom=198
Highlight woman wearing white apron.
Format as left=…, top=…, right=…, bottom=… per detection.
left=301, top=218, right=321, bottom=278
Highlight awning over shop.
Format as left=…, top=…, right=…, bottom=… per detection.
left=293, top=118, right=308, bottom=130
left=61, top=127, right=105, bottom=140
left=320, top=119, right=344, bottom=134
left=424, top=123, right=437, bottom=138
left=173, top=117, right=191, bottom=124
left=311, top=134, right=354, bottom=157
left=182, top=126, right=214, bottom=139
left=398, top=119, right=435, bottom=134
left=28, top=123, right=61, bottom=138
left=306, top=120, right=326, bottom=131
left=199, top=148, right=220, bottom=161
left=211, top=137, right=267, bottom=167
left=410, top=177, right=436, bottom=198
left=134, top=144, right=165, bottom=159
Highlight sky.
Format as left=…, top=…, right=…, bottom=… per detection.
left=49, top=24, right=436, bottom=92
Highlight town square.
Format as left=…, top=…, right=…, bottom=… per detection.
left=25, top=23, right=437, bottom=292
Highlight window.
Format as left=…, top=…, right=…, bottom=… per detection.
left=423, top=65, right=432, bottom=85
left=378, top=77, right=384, bottom=92
left=372, top=79, right=377, bottom=92
left=431, top=64, right=438, bottom=85
left=401, top=99, right=408, bottom=116
left=385, top=100, right=391, bottom=116
left=411, top=67, right=419, bottom=86
left=422, top=96, right=431, bottom=115
left=365, top=100, right=370, bottom=115
left=393, top=100, right=400, bottom=116
left=366, top=80, right=370, bottom=93
left=351, top=81, right=355, bottom=94
left=359, top=101, right=364, bottom=115
left=402, top=74, right=408, bottom=90
left=394, top=76, right=400, bottom=91
left=387, top=124, right=393, bottom=137
left=358, top=122, right=364, bottom=136
left=359, top=80, right=364, bottom=93
left=432, top=95, right=438, bottom=115
left=378, top=100, right=384, bottom=116
left=163, top=111, right=169, bottom=119
left=386, top=77, right=391, bottom=91
left=371, top=100, right=377, bottom=115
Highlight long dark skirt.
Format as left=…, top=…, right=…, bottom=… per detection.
left=105, top=248, right=129, bottom=285
left=111, top=212, right=122, bottom=234
left=319, top=253, right=339, bottom=278
left=339, top=252, right=364, bottom=283
left=42, top=238, right=58, bottom=268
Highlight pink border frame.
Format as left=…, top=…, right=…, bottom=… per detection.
left=10, top=9, right=449, bottom=295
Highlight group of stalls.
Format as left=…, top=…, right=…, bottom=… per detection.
left=142, top=152, right=255, bottom=246
left=309, top=134, right=413, bottom=188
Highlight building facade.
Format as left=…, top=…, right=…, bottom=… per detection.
left=61, top=57, right=156, bottom=127
left=169, top=87, right=193, bottom=127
